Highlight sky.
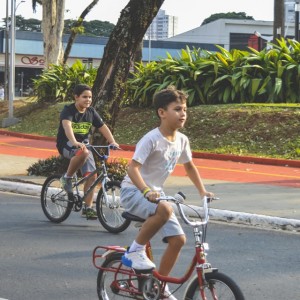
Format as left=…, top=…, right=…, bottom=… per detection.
left=1, top=0, right=275, bottom=34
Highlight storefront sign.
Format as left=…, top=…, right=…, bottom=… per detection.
left=21, top=56, right=45, bottom=66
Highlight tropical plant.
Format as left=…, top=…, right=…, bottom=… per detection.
left=33, top=60, right=97, bottom=102
left=126, top=39, right=300, bottom=107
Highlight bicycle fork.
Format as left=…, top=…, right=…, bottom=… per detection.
left=194, top=227, right=217, bottom=300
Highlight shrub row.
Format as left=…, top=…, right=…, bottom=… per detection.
left=33, top=38, right=300, bottom=106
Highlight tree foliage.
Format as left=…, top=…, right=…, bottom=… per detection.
left=0, top=16, right=115, bottom=37
left=64, top=19, right=115, bottom=37
left=15, top=15, right=42, bottom=31
left=201, top=12, right=254, bottom=25
left=63, top=0, right=100, bottom=64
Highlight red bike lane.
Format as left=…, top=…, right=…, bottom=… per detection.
left=0, top=132, right=300, bottom=188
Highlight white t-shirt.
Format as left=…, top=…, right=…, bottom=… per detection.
left=122, top=127, right=192, bottom=192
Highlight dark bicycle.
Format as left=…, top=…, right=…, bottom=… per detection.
left=40, top=144, right=131, bottom=233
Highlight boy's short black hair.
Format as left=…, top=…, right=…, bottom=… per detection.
left=73, top=84, right=92, bottom=96
left=153, top=85, right=188, bottom=114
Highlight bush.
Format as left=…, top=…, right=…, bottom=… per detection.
left=33, top=60, right=97, bottom=103
left=27, top=156, right=69, bottom=176
left=27, top=155, right=128, bottom=181
left=126, top=39, right=300, bottom=106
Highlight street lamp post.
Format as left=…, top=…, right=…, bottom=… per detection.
left=2, top=0, right=25, bottom=127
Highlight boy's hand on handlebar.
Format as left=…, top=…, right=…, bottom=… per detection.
left=201, top=191, right=214, bottom=199
left=109, top=142, right=120, bottom=150
left=145, top=191, right=160, bottom=203
left=74, top=141, right=86, bottom=150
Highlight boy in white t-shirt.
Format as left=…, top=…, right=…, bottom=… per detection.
left=120, top=86, right=214, bottom=299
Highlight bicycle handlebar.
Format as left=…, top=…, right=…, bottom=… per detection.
left=156, top=193, right=219, bottom=227
left=83, top=142, right=120, bottom=160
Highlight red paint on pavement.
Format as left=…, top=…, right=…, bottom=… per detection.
left=1, top=133, right=300, bottom=188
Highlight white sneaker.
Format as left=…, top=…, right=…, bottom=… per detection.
left=121, top=250, right=155, bottom=270
left=162, top=285, right=177, bottom=300
left=60, top=174, right=73, bottom=193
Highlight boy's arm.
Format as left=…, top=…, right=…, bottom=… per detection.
left=62, top=120, right=83, bottom=149
left=127, top=160, right=160, bottom=202
left=98, top=124, right=119, bottom=147
left=184, top=161, right=214, bottom=198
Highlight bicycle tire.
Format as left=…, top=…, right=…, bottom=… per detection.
left=184, top=271, right=245, bottom=300
left=96, top=180, right=131, bottom=233
left=97, top=252, right=137, bottom=300
left=41, top=174, right=73, bottom=223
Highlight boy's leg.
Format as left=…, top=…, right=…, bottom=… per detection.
left=158, top=234, right=186, bottom=276
left=80, top=150, right=98, bottom=219
left=135, top=201, right=173, bottom=244
left=83, top=173, right=97, bottom=207
left=60, top=144, right=89, bottom=193
left=121, top=188, right=173, bottom=269
left=66, top=149, right=89, bottom=177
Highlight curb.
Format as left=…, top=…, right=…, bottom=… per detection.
left=1, top=180, right=299, bottom=232
left=1, top=130, right=300, bottom=167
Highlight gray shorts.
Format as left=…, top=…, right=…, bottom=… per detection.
left=120, top=187, right=185, bottom=242
left=61, top=141, right=96, bottom=175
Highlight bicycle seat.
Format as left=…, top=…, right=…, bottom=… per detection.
left=122, top=211, right=145, bottom=222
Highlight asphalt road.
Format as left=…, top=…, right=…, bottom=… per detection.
left=1, top=192, right=300, bottom=300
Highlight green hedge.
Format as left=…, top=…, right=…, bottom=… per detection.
left=33, top=38, right=300, bottom=106
left=126, top=38, right=300, bottom=106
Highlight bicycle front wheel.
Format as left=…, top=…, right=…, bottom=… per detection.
left=184, top=271, right=245, bottom=300
left=97, top=252, right=137, bottom=300
left=96, top=181, right=131, bottom=233
left=41, top=174, right=73, bottom=223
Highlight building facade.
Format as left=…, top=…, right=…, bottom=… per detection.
left=166, top=18, right=297, bottom=51
left=0, top=30, right=217, bottom=95
left=145, top=10, right=178, bottom=40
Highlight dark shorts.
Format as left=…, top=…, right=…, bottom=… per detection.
left=60, top=141, right=96, bottom=175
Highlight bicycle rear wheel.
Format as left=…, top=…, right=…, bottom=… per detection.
left=41, top=174, right=73, bottom=223
left=184, top=271, right=245, bottom=300
left=97, top=252, right=138, bottom=300
left=96, top=181, right=131, bottom=233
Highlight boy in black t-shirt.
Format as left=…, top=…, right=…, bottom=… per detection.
left=56, top=84, right=119, bottom=219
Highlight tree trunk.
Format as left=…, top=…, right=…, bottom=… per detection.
left=42, top=0, right=65, bottom=68
left=273, top=0, right=285, bottom=43
left=63, top=0, right=99, bottom=64
left=91, top=0, right=164, bottom=144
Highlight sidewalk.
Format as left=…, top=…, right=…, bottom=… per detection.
left=0, top=131, right=300, bottom=232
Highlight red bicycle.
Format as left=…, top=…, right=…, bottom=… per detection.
left=93, top=193, right=245, bottom=300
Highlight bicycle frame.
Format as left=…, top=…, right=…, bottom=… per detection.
left=93, top=196, right=215, bottom=299
left=71, top=145, right=112, bottom=205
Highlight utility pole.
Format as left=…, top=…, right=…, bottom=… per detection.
left=273, top=0, right=285, bottom=42
left=295, top=1, right=300, bottom=41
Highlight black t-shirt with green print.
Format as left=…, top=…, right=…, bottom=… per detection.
left=56, top=103, right=104, bottom=154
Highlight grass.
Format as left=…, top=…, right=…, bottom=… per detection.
left=1, top=99, right=300, bottom=160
